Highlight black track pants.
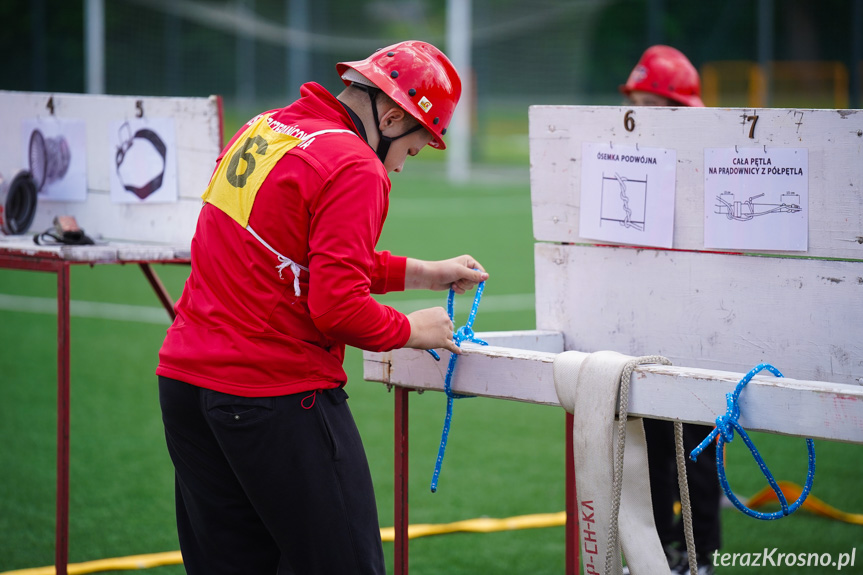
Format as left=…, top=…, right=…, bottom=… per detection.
left=158, top=376, right=386, bottom=575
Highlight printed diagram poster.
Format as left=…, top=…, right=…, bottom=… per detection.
left=21, top=118, right=88, bottom=202
left=579, top=142, right=677, bottom=248
left=704, top=148, right=808, bottom=251
left=109, top=118, right=177, bottom=203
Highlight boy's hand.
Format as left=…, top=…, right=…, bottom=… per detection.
left=405, top=255, right=489, bottom=293
left=404, top=307, right=460, bottom=354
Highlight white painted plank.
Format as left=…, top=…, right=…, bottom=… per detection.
left=534, top=243, right=863, bottom=386
left=0, top=91, right=220, bottom=247
left=363, top=344, right=863, bottom=444
left=364, top=344, right=562, bottom=406
left=362, top=332, right=562, bottom=403
left=529, top=106, right=863, bottom=259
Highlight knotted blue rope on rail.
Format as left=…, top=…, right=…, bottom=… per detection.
left=690, top=363, right=816, bottom=520
left=429, top=281, right=487, bottom=493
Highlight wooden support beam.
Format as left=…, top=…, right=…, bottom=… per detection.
left=363, top=333, right=863, bottom=444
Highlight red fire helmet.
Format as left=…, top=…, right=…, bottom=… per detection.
left=620, top=45, right=704, bottom=107
left=337, top=40, right=462, bottom=149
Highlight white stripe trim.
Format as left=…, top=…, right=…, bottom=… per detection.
left=301, top=128, right=357, bottom=140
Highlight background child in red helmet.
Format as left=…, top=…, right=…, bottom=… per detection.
left=621, top=45, right=719, bottom=575
left=622, top=44, right=706, bottom=107
left=157, top=40, right=488, bottom=575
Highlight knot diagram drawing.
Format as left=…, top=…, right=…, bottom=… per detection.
left=714, top=191, right=802, bottom=222
left=601, top=172, right=647, bottom=231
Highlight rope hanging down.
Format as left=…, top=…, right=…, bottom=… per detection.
left=606, top=356, right=698, bottom=575
left=429, top=281, right=487, bottom=493
left=690, top=363, right=816, bottom=520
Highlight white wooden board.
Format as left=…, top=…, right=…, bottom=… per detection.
left=534, top=243, right=863, bottom=386
left=363, top=105, right=863, bottom=449
left=529, top=106, right=863, bottom=260
left=0, top=91, right=222, bottom=247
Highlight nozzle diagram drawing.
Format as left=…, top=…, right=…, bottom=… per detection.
left=715, top=191, right=802, bottom=222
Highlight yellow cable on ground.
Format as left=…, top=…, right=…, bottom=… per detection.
left=0, top=551, right=183, bottom=575
left=746, top=480, right=863, bottom=525
left=379, top=511, right=566, bottom=541
left=0, top=512, right=567, bottom=575
left=6, top=490, right=861, bottom=575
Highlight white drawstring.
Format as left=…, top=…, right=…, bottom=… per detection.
left=236, top=129, right=357, bottom=297
left=247, top=225, right=308, bottom=297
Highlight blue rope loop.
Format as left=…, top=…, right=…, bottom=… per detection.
left=690, top=363, right=816, bottom=520
left=430, top=280, right=487, bottom=493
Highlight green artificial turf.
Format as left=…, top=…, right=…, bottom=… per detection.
left=1, top=166, right=861, bottom=574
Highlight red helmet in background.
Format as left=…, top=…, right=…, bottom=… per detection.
left=620, top=45, right=704, bottom=107
left=337, top=40, right=462, bottom=150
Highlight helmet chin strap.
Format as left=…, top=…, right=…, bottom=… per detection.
left=356, top=83, right=422, bottom=163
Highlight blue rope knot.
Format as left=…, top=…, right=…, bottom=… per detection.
left=690, top=363, right=816, bottom=520
left=712, top=393, right=742, bottom=445
left=430, top=280, right=487, bottom=493
left=454, top=324, right=479, bottom=346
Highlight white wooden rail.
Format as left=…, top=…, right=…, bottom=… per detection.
left=364, top=338, right=863, bottom=445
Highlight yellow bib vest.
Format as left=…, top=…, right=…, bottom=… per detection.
left=201, top=113, right=356, bottom=295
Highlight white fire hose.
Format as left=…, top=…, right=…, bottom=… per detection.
left=554, top=350, right=694, bottom=575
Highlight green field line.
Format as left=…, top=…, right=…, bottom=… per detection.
left=0, top=293, right=536, bottom=324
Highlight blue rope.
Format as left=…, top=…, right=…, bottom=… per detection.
left=429, top=281, right=487, bottom=493
left=690, top=363, right=816, bottom=520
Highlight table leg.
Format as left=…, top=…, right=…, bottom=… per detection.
left=394, top=387, right=409, bottom=575
left=56, top=264, right=70, bottom=575
left=139, top=263, right=177, bottom=320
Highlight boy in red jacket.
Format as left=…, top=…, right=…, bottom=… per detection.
left=157, top=40, right=487, bottom=574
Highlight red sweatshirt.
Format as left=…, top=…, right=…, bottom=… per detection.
left=157, top=83, right=411, bottom=397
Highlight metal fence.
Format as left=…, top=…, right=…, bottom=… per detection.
left=5, top=0, right=862, bottom=164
